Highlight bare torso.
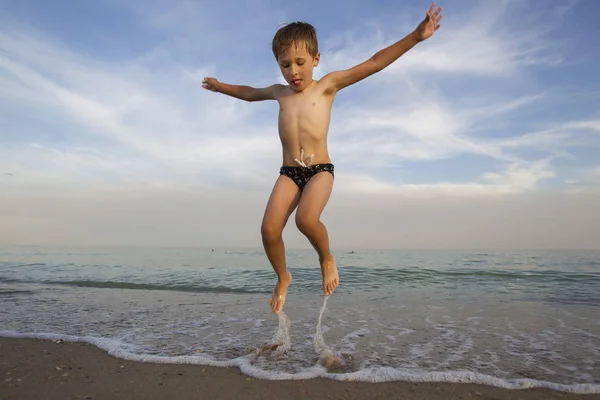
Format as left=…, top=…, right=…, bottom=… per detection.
left=275, top=80, right=335, bottom=167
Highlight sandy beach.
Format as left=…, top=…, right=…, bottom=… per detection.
left=0, top=338, right=597, bottom=400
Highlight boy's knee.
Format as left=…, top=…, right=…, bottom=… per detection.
left=261, top=221, right=282, bottom=242
left=295, top=213, right=316, bottom=235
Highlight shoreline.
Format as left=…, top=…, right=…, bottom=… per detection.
left=1, top=338, right=599, bottom=400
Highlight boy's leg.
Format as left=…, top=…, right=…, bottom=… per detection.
left=294, top=171, right=339, bottom=296
left=261, top=175, right=302, bottom=314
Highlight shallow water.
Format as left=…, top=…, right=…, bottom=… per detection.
left=1, top=246, right=599, bottom=393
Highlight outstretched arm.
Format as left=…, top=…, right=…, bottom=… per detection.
left=202, top=77, right=285, bottom=102
left=322, top=3, right=443, bottom=93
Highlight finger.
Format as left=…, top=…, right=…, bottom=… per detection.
left=433, top=7, right=442, bottom=18
left=435, top=14, right=443, bottom=24
left=435, top=24, right=440, bottom=30
left=429, top=2, right=436, bottom=14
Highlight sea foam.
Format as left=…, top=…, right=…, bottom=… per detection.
left=2, top=329, right=599, bottom=394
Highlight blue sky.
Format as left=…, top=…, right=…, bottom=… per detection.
left=1, top=0, right=599, bottom=249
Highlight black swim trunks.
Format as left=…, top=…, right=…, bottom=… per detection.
left=280, top=163, right=334, bottom=190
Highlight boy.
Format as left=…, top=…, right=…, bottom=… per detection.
left=203, top=3, right=443, bottom=314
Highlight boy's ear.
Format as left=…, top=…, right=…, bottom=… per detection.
left=313, top=52, right=320, bottom=67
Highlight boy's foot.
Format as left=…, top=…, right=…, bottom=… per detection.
left=269, top=271, right=292, bottom=314
left=321, top=255, right=339, bottom=296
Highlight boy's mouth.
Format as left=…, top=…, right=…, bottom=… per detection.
left=291, top=79, right=302, bottom=86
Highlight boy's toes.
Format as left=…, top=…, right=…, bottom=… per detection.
left=321, top=257, right=339, bottom=297
left=269, top=293, right=286, bottom=314
left=331, top=279, right=339, bottom=294
left=324, top=280, right=338, bottom=296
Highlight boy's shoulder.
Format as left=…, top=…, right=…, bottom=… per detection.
left=270, top=83, right=291, bottom=98
left=248, top=83, right=289, bottom=101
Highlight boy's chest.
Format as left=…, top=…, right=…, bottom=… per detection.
left=278, top=92, right=333, bottom=120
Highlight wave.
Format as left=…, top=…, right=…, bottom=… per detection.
left=0, top=276, right=266, bottom=294
left=1, top=264, right=599, bottom=297
left=62, top=280, right=266, bottom=294
left=0, top=330, right=598, bottom=394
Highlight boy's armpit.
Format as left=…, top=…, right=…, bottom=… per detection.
left=247, top=84, right=286, bottom=101
left=321, top=59, right=380, bottom=93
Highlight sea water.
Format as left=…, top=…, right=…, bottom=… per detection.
left=0, top=246, right=599, bottom=393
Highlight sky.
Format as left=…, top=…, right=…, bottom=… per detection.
left=1, top=0, right=599, bottom=250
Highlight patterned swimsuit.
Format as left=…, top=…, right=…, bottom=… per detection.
left=279, top=149, right=334, bottom=190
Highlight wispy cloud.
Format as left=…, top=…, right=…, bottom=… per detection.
left=0, top=28, right=285, bottom=188
left=318, top=1, right=572, bottom=78
left=333, top=159, right=555, bottom=197
left=565, top=120, right=600, bottom=132
left=0, top=1, right=592, bottom=192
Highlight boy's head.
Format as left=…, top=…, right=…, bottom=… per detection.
left=272, top=22, right=320, bottom=91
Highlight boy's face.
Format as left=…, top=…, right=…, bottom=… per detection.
left=277, top=42, right=320, bottom=92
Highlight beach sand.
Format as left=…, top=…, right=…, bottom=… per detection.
left=0, top=338, right=597, bottom=400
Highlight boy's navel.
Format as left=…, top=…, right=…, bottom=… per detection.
left=294, top=148, right=315, bottom=167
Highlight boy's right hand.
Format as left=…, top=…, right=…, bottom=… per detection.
left=202, top=77, right=219, bottom=92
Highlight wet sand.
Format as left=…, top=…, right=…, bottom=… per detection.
left=1, top=338, right=598, bottom=400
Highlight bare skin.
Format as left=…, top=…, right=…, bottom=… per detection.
left=262, top=50, right=341, bottom=313
left=202, top=4, right=443, bottom=313
left=262, top=175, right=301, bottom=313
left=263, top=76, right=340, bottom=312
left=295, top=171, right=337, bottom=296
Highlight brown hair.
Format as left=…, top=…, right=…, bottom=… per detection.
left=272, top=22, right=318, bottom=60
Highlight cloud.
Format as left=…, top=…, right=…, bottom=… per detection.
left=565, top=165, right=600, bottom=187
left=0, top=28, right=285, bottom=187
left=317, top=1, right=571, bottom=78
left=479, top=160, right=555, bottom=192
left=331, top=159, right=555, bottom=197
left=0, top=1, right=591, bottom=196
left=565, top=120, right=600, bottom=133
left=493, top=119, right=600, bottom=157
left=0, top=1, right=588, bottom=190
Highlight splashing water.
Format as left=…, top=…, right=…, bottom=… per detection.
left=252, top=311, right=291, bottom=359
left=314, top=296, right=342, bottom=369
left=272, top=311, right=291, bottom=354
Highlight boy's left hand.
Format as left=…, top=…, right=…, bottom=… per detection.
left=414, top=3, right=443, bottom=42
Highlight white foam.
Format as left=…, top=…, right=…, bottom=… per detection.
left=1, top=330, right=599, bottom=393
left=341, top=328, right=372, bottom=352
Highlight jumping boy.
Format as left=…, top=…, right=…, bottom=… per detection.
left=202, top=3, right=443, bottom=314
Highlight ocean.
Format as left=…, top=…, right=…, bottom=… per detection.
left=1, top=246, right=599, bottom=394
